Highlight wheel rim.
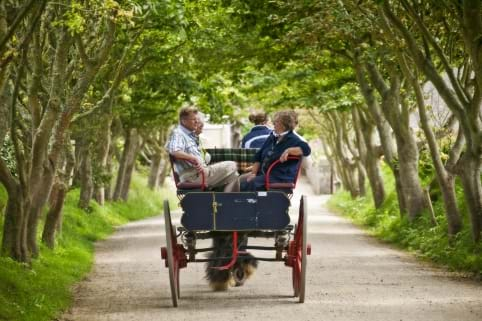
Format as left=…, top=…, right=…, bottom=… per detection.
left=292, top=224, right=300, bottom=297
left=291, top=196, right=307, bottom=302
left=299, top=196, right=307, bottom=303
left=164, top=200, right=179, bottom=307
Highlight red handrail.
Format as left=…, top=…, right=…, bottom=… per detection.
left=169, top=154, right=207, bottom=191
left=264, top=156, right=302, bottom=190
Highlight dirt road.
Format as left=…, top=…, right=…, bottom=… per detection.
left=61, top=178, right=482, bottom=321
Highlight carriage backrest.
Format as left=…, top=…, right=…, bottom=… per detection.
left=168, top=154, right=181, bottom=186
left=205, top=148, right=259, bottom=173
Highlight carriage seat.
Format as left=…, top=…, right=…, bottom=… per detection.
left=168, top=155, right=207, bottom=193
left=169, top=148, right=302, bottom=194
left=264, top=156, right=302, bottom=194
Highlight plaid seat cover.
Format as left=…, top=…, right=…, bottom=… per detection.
left=205, top=148, right=258, bottom=172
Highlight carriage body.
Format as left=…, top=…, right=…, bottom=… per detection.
left=160, top=148, right=310, bottom=307
left=180, top=191, right=290, bottom=231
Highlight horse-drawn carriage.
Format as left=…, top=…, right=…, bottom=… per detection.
left=160, top=148, right=311, bottom=307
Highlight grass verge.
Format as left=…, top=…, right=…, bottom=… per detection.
left=327, top=175, right=482, bottom=278
left=0, top=173, right=177, bottom=321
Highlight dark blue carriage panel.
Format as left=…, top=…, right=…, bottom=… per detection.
left=255, top=191, right=291, bottom=229
left=179, top=193, right=214, bottom=230
left=180, top=192, right=291, bottom=231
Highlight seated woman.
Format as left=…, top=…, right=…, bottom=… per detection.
left=240, top=110, right=311, bottom=191
left=241, top=111, right=272, bottom=148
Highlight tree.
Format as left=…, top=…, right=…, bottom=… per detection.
left=0, top=1, right=117, bottom=261
left=380, top=0, right=481, bottom=241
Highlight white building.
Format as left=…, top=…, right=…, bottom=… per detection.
left=199, top=123, right=233, bottom=148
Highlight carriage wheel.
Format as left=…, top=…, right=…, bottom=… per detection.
left=163, top=200, right=180, bottom=307
left=291, top=195, right=308, bottom=303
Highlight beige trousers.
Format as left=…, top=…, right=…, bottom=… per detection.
left=179, top=161, right=239, bottom=192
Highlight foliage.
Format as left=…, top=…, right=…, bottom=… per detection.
left=0, top=135, right=16, bottom=178
left=0, top=172, right=177, bottom=321
left=327, top=165, right=482, bottom=277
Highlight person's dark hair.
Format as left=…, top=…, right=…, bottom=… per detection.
left=248, top=111, right=268, bottom=125
left=179, top=105, right=198, bottom=121
left=273, top=110, right=297, bottom=131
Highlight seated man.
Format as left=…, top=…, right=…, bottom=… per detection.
left=166, top=105, right=239, bottom=192
left=240, top=110, right=311, bottom=191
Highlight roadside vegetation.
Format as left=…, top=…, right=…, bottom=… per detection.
left=0, top=173, right=176, bottom=321
left=328, top=166, right=482, bottom=277
left=1, top=0, right=481, bottom=319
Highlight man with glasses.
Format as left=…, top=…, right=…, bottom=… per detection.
left=165, top=105, right=239, bottom=192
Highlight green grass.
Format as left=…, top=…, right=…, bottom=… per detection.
left=0, top=173, right=177, bottom=321
left=327, top=168, right=482, bottom=278
left=0, top=185, right=6, bottom=215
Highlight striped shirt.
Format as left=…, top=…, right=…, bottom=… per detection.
left=165, top=125, right=204, bottom=174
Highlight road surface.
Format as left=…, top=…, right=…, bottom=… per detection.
left=61, top=177, right=482, bottom=321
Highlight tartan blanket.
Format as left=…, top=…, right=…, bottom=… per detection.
left=205, top=148, right=258, bottom=172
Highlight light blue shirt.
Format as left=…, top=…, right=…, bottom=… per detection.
left=165, top=125, right=204, bottom=174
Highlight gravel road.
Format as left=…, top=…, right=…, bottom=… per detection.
left=60, top=178, right=482, bottom=321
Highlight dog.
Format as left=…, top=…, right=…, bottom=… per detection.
left=205, top=232, right=258, bottom=291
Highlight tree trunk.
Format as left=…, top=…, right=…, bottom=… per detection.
left=365, top=59, right=427, bottom=220
left=42, top=140, right=74, bottom=247
left=353, top=107, right=385, bottom=207
left=1, top=185, right=27, bottom=261
left=104, top=143, right=115, bottom=201
left=113, top=131, right=130, bottom=201
left=326, top=113, right=360, bottom=198
left=395, top=133, right=427, bottom=220
left=120, top=130, right=140, bottom=201
left=401, top=55, right=463, bottom=235
left=93, top=115, right=112, bottom=205
left=78, top=145, right=94, bottom=210
left=458, top=153, right=482, bottom=242
left=26, top=168, right=55, bottom=258
left=148, top=152, right=162, bottom=190
left=41, top=181, right=67, bottom=248
left=158, top=157, right=169, bottom=187
left=353, top=56, right=403, bottom=211
left=114, top=128, right=140, bottom=201
left=357, top=163, right=366, bottom=197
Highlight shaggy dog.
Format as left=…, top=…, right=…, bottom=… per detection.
left=205, top=232, right=258, bottom=291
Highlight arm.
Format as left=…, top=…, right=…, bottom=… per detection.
left=279, top=146, right=303, bottom=162
left=170, top=150, right=203, bottom=171
left=250, top=161, right=260, bottom=175
left=246, top=161, right=260, bottom=182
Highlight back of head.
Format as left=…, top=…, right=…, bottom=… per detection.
left=248, top=111, right=268, bottom=125
left=273, top=110, right=298, bottom=131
